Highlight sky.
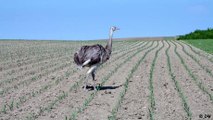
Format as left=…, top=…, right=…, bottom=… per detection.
left=0, top=0, right=212, bottom=40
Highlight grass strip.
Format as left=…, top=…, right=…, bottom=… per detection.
left=182, top=39, right=213, bottom=54
left=180, top=41, right=213, bottom=63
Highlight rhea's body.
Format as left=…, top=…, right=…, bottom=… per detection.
left=73, top=26, right=119, bottom=91
left=74, top=44, right=110, bottom=68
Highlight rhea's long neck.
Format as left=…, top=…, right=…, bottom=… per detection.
left=106, top=29, right=113, bottom=52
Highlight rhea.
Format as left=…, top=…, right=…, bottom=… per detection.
left=74, top=26, right=119, bottom=90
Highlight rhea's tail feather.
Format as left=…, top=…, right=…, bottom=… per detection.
left=74, top=52, right=82, bottom=66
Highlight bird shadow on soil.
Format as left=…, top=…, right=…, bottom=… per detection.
left=86, top=85, right=122, bottom=91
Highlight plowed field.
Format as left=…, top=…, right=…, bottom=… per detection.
left=0, top=40, right=212, bottom=120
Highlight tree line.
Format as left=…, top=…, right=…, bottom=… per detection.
left=177, top=28, right=213, bottom=40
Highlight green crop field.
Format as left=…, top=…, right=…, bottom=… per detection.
left=183, top=39, right=213, bottom=54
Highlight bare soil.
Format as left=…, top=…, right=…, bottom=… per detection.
left=0, top=40, right=212, bottom=120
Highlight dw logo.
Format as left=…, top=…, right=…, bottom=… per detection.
left=199, top=114, right=211, bottom=119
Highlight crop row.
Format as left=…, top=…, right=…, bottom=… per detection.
left=147, top=41, right=164, bottom=120
left=0, top=56, right=72, bottom=87
left=165, top=41, right=192, bottom=119
left=172, top=41, right=213, bottom=101
left=108, top=41, right=159, bottom=120
left=112, top=41, right=142, bottom=55
left=0, top=49, right=72, bottom=74
left=0, top=43, right=75, bottom=67
left=0, top=67, right=77, bottom=114
left=0, top=60, right=72, bottom=97
left=175, top=41, right=213, bottom=78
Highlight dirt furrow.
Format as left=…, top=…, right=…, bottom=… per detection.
left=112, top=41, right=142, bottom=55
left=168, top=41, right=213, bottom=120
left=0, top=50, right=73, bottom=78
left=147, top=41, right=165, bottom=119
left=114, top=41, right=161, bottom=120
left=152, top=41, right=187, bottom=120
left=0, top=60, right=73, bottom=98
left=0, top=65, right=75, bottom=114
left=175, top=41, right=213, bottom=78
left=0, top=55, right=73, bottom=87
left=171, top=41, right=213, bottom=96
left=0, top=46, right=77, bottom=73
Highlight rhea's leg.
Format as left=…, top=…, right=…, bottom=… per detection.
left=83, top=74, right=89, bottom=91
left=91, top=71, right=97, bottom=91
left=92, top=71, right=95, bottom=80
left=84, top=66, right=97, bottom=90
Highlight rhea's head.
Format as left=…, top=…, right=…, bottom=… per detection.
left=111, top=26, right=120, bottom=32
